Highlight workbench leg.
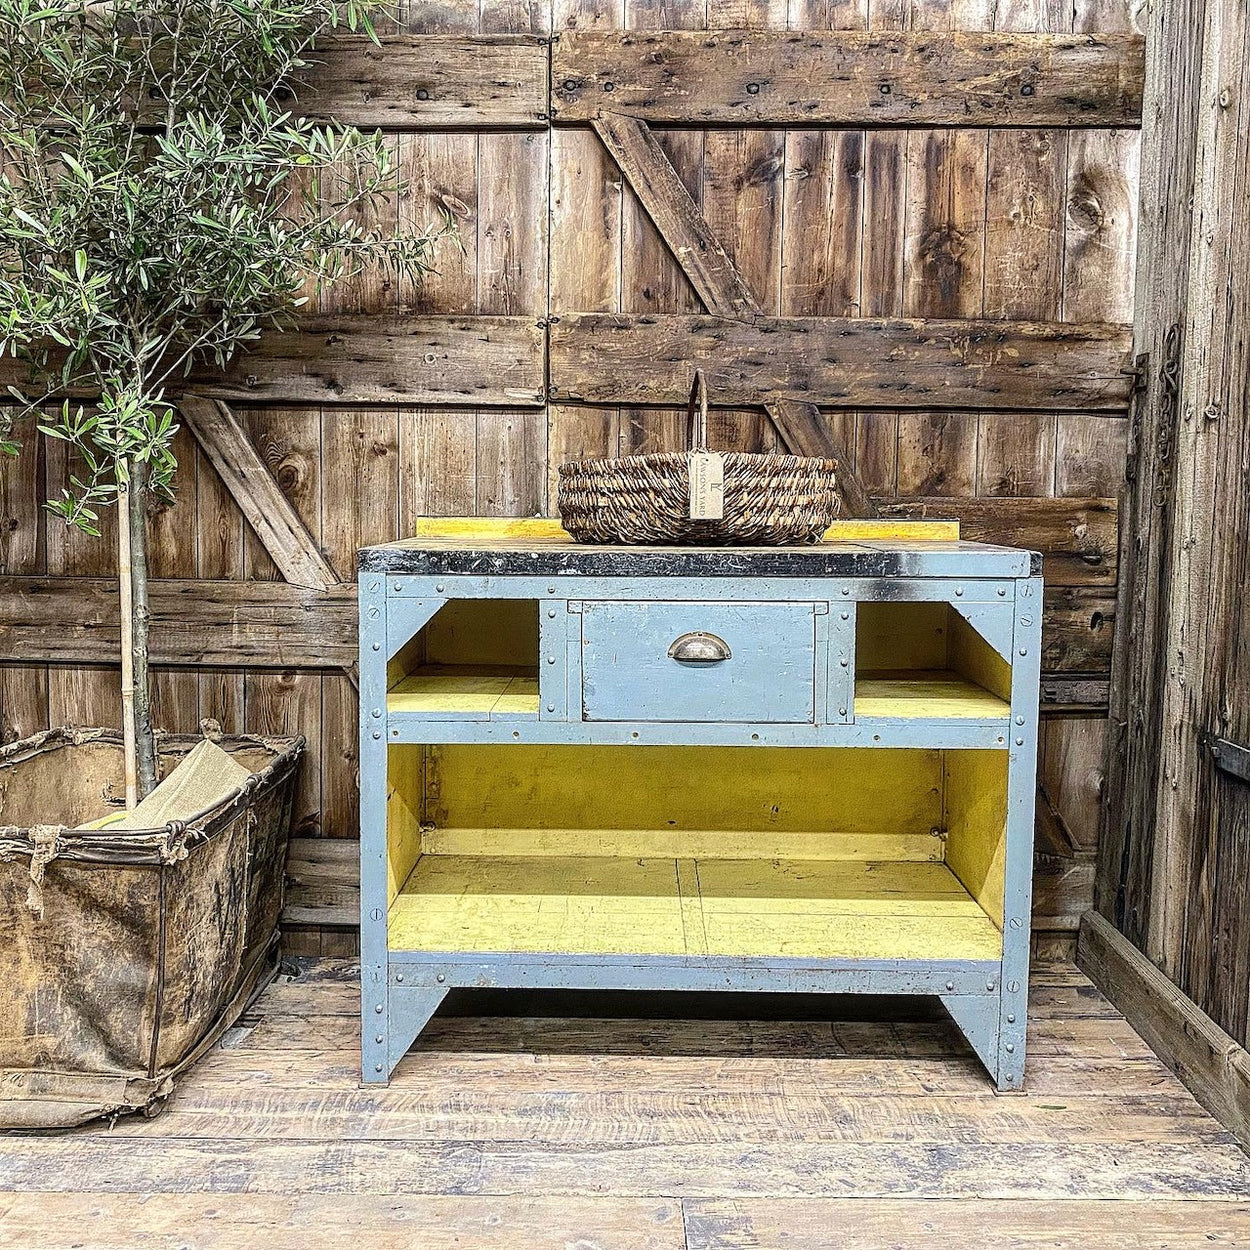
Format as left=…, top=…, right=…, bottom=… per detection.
left=358, top=574, right=391, bottom=1086
left=387, top=985, right=450, bottom=1077
left=941, top=994, right=1005, bottom=1087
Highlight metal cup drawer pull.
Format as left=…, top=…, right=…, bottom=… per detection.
left=667, top=631, right=732, bottom=664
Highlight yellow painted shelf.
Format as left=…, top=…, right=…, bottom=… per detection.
left=855, top=669, right=1010, bottom=720
left=388, top=670, right=540, bottom=719
left=388, top=855, right=1003, bottom=962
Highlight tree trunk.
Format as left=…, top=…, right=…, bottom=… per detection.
left=116, top=475, right=138, bottom=809
left=127, top=457, right=157, bottom=799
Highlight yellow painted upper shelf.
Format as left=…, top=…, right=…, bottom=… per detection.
left=855, top=670, right=1010, bottom=720
left=389, top=671, right=540, bottom=719
left=388, top=854, right=1003, bottom=962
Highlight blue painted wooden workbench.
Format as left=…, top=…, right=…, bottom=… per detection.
left=358, top=521, right=1042, bottom=1089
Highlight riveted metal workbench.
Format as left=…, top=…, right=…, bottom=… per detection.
left=357, top=519, right=1042, bottom=1088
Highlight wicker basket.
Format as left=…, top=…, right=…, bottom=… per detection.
left=558, top=371, right=840, bottom=545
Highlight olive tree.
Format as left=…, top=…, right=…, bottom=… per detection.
left=0, top=1, right=446, bottom=801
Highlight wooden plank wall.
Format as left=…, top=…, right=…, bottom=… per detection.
left=1093, top=0, right=1250, bottom=1049
left=0, top=0, right=1141, bottom=956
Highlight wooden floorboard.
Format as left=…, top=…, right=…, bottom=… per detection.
left=1, top=958, right=1248, bottom=1248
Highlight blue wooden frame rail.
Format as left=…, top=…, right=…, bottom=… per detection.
left=358, top=526, right=1043, bottom=1091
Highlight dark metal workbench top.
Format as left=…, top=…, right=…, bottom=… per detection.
left=359, top=534, right=1041, bottom=579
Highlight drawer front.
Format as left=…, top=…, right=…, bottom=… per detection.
left=580, top=601, right=818, bottom=723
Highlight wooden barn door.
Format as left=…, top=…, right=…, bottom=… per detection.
left=0, top=0, right=1145, bottom=956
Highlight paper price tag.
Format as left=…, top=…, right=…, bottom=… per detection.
left=689, top=451, right=725, bottom=520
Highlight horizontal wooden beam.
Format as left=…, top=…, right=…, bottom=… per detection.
left=552, top=30, right=1145, bottom=128
left=549, top=314, right=1134, bottom=412
left=1039, top=675, right=1110, bottom=713
left=293, top=35, right=549, bottom=130
left=0, top=576, right=1110, bottom=679
left=879, top=497, right=1118, bottom=587
left=0, top=579, right=357, bottom=668
left=0, top=317, right=547, bottom=408
left=1042, top=586, right=1114, bottom=674
left=1079, top=910, right=1250, bottom=1152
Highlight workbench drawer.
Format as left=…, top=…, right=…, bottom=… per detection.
left=579, top=600, right=819, bottom=723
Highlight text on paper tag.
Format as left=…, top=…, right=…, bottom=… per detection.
left=689, top=451, right=725, bottom=520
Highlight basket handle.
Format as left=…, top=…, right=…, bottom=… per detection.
left=687, top=369, right=709, bottom=452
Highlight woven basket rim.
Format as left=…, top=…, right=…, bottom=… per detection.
left=559, top=450, right=839, bottom=475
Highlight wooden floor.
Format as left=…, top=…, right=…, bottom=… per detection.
left=2, top=958, right=1249, bottom=1248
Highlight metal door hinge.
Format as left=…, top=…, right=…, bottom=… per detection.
left=1201, top=733, right=1250, bottom=784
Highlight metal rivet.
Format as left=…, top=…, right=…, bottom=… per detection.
left=563, top=79, right=577, bottom=92
left=945, top=981, right=955, bottom=991
left=879, top=82, right=891, bottom=95
left=375, top=1035, right=384, bottom=1044
left=372, top=642, right=381, bottom=651
left=547, top=705, right=556, bottom=713
left=547, top=656, right=556, bottom=665
left=838, top=708, right=847, bottom=717
left=603, top=81, right=615, bottom=92
left=375, top=1004, right=384, bottom=1014
left=1015, top=716, right=1025, bottom=725
left=1016, top=737, right=1025, bottom=746
left=396, top=974, right=404, bottom=983
left=840, top=611, right=849, bottom=621
left=548, top=587, right=556, bottom=594
left=512, top=731, right=520, bottom=739
left=393, top=582, right=401, bottom=593
left=955, top=587, right=964, bottom=597
left=840, top=659, right=849, bottom=668
left=1018, top=648, right=1028, bottom=657
left=371, top=708, right=382, bottom=718
left=1005, top=1043, right=1015, bottom=1053
left=416, top=88, right=430, bottom=101
left=436, top=974, right=446, bottom=983
left=746, top=81, right=760, bottom=94
left=392, top=729, right=399, bottom=737
left=987, top=981, right=996, bottom=991
left=841, top=587, right=850, bottom=595
left=548, top=609, right=557, bottom=618
left=997, top=587, right=1007, bottom=596
left=372, top=731, right=381, bottom=741
left=1020, top=83, right=1035, bottom=97
left=375, top=1063, right=384, bottom=1073
left=1007, top=1015, right=1016, bottom=1025
left=435, top=584, right=444, bottom=593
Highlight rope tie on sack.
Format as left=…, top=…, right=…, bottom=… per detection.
left=26, top=825, right=63, bottom=918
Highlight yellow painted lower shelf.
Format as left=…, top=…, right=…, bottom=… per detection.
left=388, top=855, right=1003, bottom=962
left=855, top=670, right=1010, bottom=720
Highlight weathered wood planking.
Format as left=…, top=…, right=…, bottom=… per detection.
left=291, top=35, right=549, bottom=129
left=0, top=579, right=357, bottom=668
left=1080, top=911, right=1250, bottom=1154
left=179, top=397, right=339, bottom=592
left=199, top=316, right=546, bottom=407
left=591, top=113, right=758, bottom=319
left=879, top=497, right=1118, bottom=587
left=549, top=314, right=1134, bottom=411
left=551, top=31, right=1145, bottom=127
left=0, top=318, right=546, bottom=408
